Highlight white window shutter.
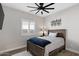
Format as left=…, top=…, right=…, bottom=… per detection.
left=30, top=22, right=35, bottom=30
left=22, top=21, right=29, bottom=30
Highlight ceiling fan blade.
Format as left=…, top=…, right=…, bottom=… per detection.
left=35, top=10, right=40, bottom=14
left=27, top=6, right=37, bottom=8
left=44, top=3, right=55, bottom=8
left=30, top=9, right=37, bottom=12
left=35, top=3, right=40, bottom=7
left=43, top=9, right=49, bottom=13
left=45, top=8, right=54, bottom=10
left=41, top=11, right=43, bottom=14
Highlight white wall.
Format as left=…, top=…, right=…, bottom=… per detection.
left=44, top=4, right=79, bottom=53
left=0, top=5, right=44, bottom=53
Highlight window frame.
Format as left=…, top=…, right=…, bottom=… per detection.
left=21, top=19, right=36, bottom=35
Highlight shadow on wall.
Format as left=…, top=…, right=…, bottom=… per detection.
left=70, top=40, right=79, bottom=52
left=67, top=38, right=79, bottom=53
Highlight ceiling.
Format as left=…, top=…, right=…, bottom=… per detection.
left=2, top=3, right=77, bottom=17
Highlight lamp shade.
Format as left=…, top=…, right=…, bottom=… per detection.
left=44, top=30, right=48, bottom=36
left=39, top=30, right=43, bottom=36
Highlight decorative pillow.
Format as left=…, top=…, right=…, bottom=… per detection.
left=56, top=33, right=64, bottom=38
left=48, top=32, right=57, bottom=37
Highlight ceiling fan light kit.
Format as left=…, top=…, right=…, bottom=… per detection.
left=27, top=3, right=55, bottom=15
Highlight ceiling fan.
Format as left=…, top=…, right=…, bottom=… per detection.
left=27, top=3, right=55, bottom=15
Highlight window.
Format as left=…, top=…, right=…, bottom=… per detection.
left=22, top=20, right=35, bottom=34
left=22, top=21, right=29, bottom=30
left=30, top=22, right=35, bottom=30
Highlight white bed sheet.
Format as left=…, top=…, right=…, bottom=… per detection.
left=38, top=36, right=64, bottom=56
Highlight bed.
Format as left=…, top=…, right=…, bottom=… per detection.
left=27, top=29, right=66, bottom=56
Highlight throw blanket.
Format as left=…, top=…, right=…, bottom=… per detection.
left=28, top=37, right=51, bottom=47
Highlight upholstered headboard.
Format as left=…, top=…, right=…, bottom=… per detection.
left=48, top=29, right=66, bottom=39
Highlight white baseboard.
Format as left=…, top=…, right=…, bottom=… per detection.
left=0, top=45, right=26, bottom=54
left=66, top=48, right=79, bottom=54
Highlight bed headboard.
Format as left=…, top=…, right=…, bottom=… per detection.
left=48, top=29, right=66, bottom=40
left=48, top=29, right=66, bottom=49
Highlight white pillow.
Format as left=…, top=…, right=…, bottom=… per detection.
left=48, top=32, right=57, bottom=37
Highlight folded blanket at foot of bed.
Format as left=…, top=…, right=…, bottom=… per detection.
left=28, top=37, right=51, bottom=48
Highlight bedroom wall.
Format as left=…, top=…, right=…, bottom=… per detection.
left=44, top=4, right=79, bottom=53
left=0, top=5, right=44, bottom=53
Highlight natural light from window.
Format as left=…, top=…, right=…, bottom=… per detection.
left=22, top=20, right=35, bottom=33
left=22, top=21, right=29, bottom=30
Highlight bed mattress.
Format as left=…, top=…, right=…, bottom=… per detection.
left=38, top=36, right=64, bottom=56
